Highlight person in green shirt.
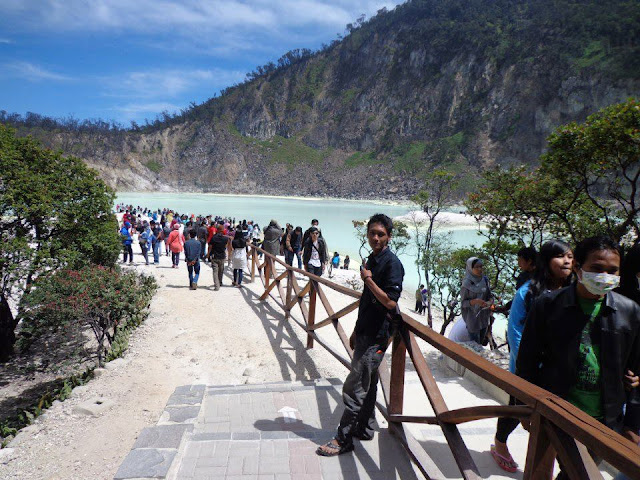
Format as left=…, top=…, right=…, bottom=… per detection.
left=517, top=236, right=640, bottom=479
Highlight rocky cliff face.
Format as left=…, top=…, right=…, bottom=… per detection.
left=11, top=0, right=640, bottom=199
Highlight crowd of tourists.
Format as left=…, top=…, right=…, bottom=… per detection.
left=116, top=204, right=640, bottom=477
left=115, top=205, right=353, bottom=290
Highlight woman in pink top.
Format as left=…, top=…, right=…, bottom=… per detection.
left=167, top=224, right=185, bottom=268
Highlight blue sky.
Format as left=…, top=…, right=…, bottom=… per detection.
left=0, top=0, right=403, bottom=126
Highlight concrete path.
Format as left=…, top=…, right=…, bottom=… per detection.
left=114, top=380, right=421, bottom=480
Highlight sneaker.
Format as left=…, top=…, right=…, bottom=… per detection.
left=193, top=283, right=197, bottom=290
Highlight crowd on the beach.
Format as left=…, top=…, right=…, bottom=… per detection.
left=115, top=205, right=351, bottom=290
left=116, top=204, right=640, bottom=478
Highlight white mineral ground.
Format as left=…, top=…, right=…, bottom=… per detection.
left=393, top=210, right=482, bottom=228
left=0, top=246, right=440, bottom=480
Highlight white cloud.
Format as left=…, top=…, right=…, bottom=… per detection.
left=101, top=68, right=246, bottom=99
left=0, top=1, right=404, bottom=42
left=3, top=61, right=71, bottom=81
left=112, top=101, right=182, bottom=118
left=0, top=38, right=13, bottom=44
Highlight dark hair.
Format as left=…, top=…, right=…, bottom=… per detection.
left=367, top=213, right=393, bottom=235
left=188, top=229, right=197, bottom=238
left=617, top=243, right=640, bottom=304
left=574, top=236, right=622, bottom=267
left=517, top=246, right=537, bottom=263
left=419, top=284, right=424, bottom=288
left=471, top=258, right=483, bottom=268
left=232, top=228, right=246, bottom=249
left=529, top=239, right=572, bottom=298
left=295, top=226, right=302, bottom=233
left=311, top=219, right=318, bottom=224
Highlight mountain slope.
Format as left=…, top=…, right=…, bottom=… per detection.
left=7, top=0, right=640, bottom=198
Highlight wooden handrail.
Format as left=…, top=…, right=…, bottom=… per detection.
left=247, top=244, right=640, bottom=479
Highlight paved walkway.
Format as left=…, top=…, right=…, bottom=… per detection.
left=114, top=379, right=421, bottom=480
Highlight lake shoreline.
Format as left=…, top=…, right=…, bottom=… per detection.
left=116, top=190, right=415, bottom=207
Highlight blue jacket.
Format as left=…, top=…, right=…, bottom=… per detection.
left=120, top=226, right=132, bottom=246
left=507, top=280, right=530, bottom=373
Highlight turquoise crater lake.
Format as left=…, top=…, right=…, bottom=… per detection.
left=114, top=193, right=483, bottom=294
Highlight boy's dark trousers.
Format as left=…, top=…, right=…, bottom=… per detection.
left=336, top=332, right=390, bottom=447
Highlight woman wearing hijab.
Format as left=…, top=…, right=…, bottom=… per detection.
left=460, top=257, right=493, bottom=344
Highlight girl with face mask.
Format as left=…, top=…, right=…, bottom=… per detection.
left=491, top=240, right=573, bottom=472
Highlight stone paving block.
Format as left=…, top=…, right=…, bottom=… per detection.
left=113, top=448, right=176, bottom=479
left=196, top=454, right=227, bottom=467
left=232, top=432, right=260, bottom=440
left=162, top=406, right=201, bottom=423
left=260, top=431, right=289, bottom=440
left=241, top=455, right=260, bottom=475
left=177, top=457, right=197, bottom=478
left=191, top=432, right=232, bottom=441
left=183, top=441, right=202, bottom=458
left=192, top=465, right=226, bottom=477
left=259, top=455, right=290, bottom=475
left=175, top=385, right=206, bottom=395
left=167, top=389, right=206, bottom=406
left=132, top=424, right=192, bottom=449
left=260, top=440, right=289, bottom=457
left=228, top=440, right=260, bottom=457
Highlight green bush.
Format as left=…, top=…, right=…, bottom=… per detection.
left=19, top=265, right=157, bottom=366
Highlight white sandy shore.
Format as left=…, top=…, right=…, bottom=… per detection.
left=116, top=191, right=414, bottom=207
left=393, top=209, right=481, bottom=228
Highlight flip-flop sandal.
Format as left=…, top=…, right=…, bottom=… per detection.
left=316, top=440, right=354, bottom=457
left=490, top=444, right=518, bottom=473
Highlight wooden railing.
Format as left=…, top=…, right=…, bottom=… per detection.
left=248, top=245, right=640, bottom=480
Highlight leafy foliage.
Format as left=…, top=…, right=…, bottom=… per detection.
left=466, top=98, right=640, bottom=296
left=409, top=169, right=460, bottom=326
left=0, top=125, right=121, bottom=359
left=19, top=266, right=157, bottom=366
left=352, top=219, right=410, bottom=261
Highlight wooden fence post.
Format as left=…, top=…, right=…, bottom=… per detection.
left=307, top=280, right=317, bottom=348
left=389, top=330, right=406, bottom=415
left=265, top=257, right=271, bottom=291
left=251, top=247, right=256, bottom=282
left=285, top=270, right=293, bottom=319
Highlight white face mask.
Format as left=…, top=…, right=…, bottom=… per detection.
left=579, top=269, right=620, bottom=296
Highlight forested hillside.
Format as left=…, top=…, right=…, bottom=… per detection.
left=4, top=0, right=639, bottom=198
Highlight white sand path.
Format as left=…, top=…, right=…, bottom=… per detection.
left=0, top=246, right=427, bottom=479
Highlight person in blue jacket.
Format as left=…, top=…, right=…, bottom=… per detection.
left=491, top=239, right=573, bottom=472
left=120, top=221, right=134, bottom=264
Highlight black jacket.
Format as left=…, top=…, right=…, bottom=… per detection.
left=355, top=247, right=404, bottom=338
left=516, top=284, right=640, bottom=433
left=302, top=237, right=327, bottom=266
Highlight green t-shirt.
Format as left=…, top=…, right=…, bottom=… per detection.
left=567, top=297, right=604, bottom=419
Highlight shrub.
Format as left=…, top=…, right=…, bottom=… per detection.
left=19, top=265, right=157, bottom=366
